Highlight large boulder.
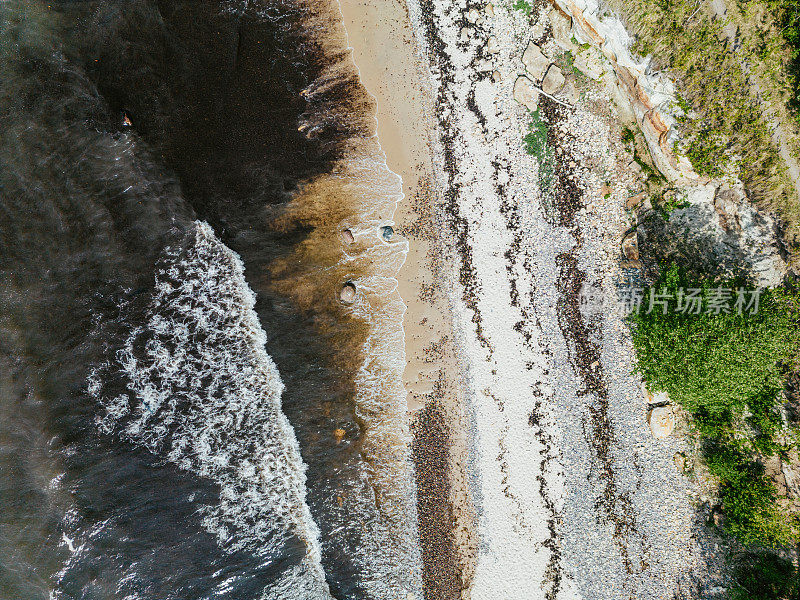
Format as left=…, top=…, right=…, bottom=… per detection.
left=522, top=42, right=550, bottom=81
left=541, top=65, right=566, bottom=95
left=513, top=76, right=539, bottom=111
left=648, top=405, right=675, bottom=439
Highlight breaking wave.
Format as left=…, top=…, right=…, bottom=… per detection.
left=86, top=221, right=332, bottom=600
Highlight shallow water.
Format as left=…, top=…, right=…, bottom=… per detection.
left=0, top=1, right=418, bottom=598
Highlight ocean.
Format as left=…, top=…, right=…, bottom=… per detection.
left=0, top=1, right=419, bottom=598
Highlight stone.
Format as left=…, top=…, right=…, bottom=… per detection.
left=467, top=8, right=481, bottom=23
left=673, top=451, right=687, bottom=473
left=625, top=192, right=647, bottom=209
left=485, top=3, right=494, bottom=16
left=572, top=52, right=604, bottom=80
left=513, top=76, right=539, bottom=111
left=648, top=405, right=675, bottom=439
left=541, top=65, right=565, bottom=95
left=492, top=70, right=502, bottom=83
left=334, top=428, right=346, bottom=444
left=621, top=231, right=639, bottom=260
left=341, top=228, right=355, bottom=244
left=486, top=36, right=500, bottom=54
left=340, top=282, right=357, bottom=304
left=381, top=225, right=394, bottom=241
left=522, top=42, right=550, bottom=81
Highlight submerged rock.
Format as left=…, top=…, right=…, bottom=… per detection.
left=340, top=282, right=357, bottom=304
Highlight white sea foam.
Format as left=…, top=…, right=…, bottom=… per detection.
left=87, top=221, right=332, bottom=600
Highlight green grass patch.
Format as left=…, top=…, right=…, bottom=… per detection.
left=512, top=0, right=533, bottom=15
left=628, top=263, right=800, bottom=546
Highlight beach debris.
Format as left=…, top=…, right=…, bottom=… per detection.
left=522, top=42, right=549, bottom=82
left=513, top=76, right=539, bottom=112
left=541, top=65, right=566, bottom=95
left=339, top=282, right=357, bottom=304
left=486, top=36, right=500, bottom=54
left=334, top=428, right=346, bottom=444
left=648, top=405, right=675, bottom=439
left=621, top=231, right=639, bottom=260
left=381, top=225, right=394, bottom=241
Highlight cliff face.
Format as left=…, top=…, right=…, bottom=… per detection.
left=545, top=0, right=789, bottom=285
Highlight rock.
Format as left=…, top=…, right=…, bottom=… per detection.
left=673, top=451, right=687, bottom=473
left=522, top=42, right=549, bottom=81
left=713, top=185, right=742, bottom=232
left=341, top=228, right=355, bottom=244
left=513, top=76, right=539, bottom=111
left=467, top=8, right=481, bottom=23
left=492, top=70, right=501, bottom=83
left=625, top=192, right=647, bottom=209
left=381, top=225, right=394, bottom=241
left=709, top=505, right=724, bottom=528
left=561, top=80, right=580, bottom=104
left=541, top=65, right=565, bottom=95
left=648, top=405, right=675, bottom=439
left=621, top=231, right=639, bottom=260
left=572, top=52, right=604, bottom=80
left=549, top=9, right=577, bottom=52
left=334, top=428, right=346, bottom=444
left=340, top=282, right=357, bottom=304
left=485, top=3, right=494, bottom=16
left=486, top=36, right=500, bottom=54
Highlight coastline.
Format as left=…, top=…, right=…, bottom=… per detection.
left=336, top=0, right=479, bottom=596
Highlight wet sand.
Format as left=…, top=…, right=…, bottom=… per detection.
left=336, top=0, right=479, bottom=597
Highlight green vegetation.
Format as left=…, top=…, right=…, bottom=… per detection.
left=629, top=263, right=800, bottom=547
left=512, top=0, right=533, bottom=15
left=608, top=0, right=800, bottom=261
left=730, top=552, right=800, bottom=600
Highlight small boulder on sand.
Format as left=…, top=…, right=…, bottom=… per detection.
left=513, top=76, right=539, bottom=112
left=341, top=228, right=355, bottom=244
left=340, top=282, right=357, bottom=304
left=648, top=405, right=675, bottom=439
left=522, top=42, right=549, bottom=81
left=541, top=65, right=565, bottom=95
left=486, top=36, right=500, bottom=54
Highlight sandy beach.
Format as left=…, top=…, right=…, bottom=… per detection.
left=337, top=0, right=480, bottom=596
left=338, top=0, right=724, bottom=597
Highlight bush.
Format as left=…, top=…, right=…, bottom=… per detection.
left=730, top=552, right=800, bottom=600
left=628, top=263, right=800, bottom=546
left=628, top=264, right=800, bottom=417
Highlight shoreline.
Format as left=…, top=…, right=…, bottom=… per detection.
left=335, top=0, right=480, bottom=596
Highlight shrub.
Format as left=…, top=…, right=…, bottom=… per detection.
left=628, top=264, right=800, bottom=417
left=628, top=263, right=800, bottom=546
left=730, top=552, right=800, bottom=600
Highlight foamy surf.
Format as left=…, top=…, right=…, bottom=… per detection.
left=87, top=221, right=332, bottom=600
